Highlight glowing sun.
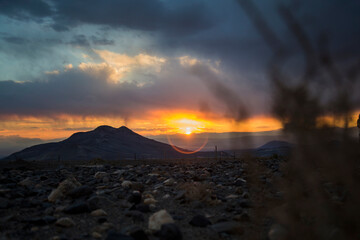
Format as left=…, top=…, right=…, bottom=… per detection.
left=185, top=127, right=192, bottom=135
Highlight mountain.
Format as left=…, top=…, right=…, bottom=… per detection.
left=3, top=126, right=188, bottom=161
left=257, top=140, right=292, bottom=150
left=151, top=129, right=287, bottom=152
left=255, top=140, right=293, bottom=157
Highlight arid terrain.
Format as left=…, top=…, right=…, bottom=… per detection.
left=0, top=156, right=285, bottom=240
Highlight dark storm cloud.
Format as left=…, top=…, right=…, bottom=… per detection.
left=68, top=34, right=90, bottom=47
left=0, top=62, right=217, bottom=118
left=0, top=0, right=52, bottom=20
left=51, top=0, right=213, bottom=35
left=0, top=0, right=359, bottom=120
left=91, top=36, right=114, bottom=46
left=190, top=63, right=248, bottom=122
left=1, top=36, right=29, bottom=44
left=0, top=55, right=279, bottom=123
left=0, top=0, right=358, bottom=67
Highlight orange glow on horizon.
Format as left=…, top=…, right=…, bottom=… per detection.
left=0, top=110, right=358, bottom=140
left=166, top=133, right=209, bottom=154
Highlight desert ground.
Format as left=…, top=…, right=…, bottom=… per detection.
left=0, top=156, right=286, bottom=240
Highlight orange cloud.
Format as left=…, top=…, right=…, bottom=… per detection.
left=0, top=110, right=283, bottom=140
left=1, top=108, right=357, bottom=141
left=93, top=50, right=167, bottom=83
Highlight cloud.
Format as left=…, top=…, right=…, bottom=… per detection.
left=68, top=34, right=90, bottom=47
left=0, top=0, right=358, bottom=128
left=0, top=54, right=267, bottom=122
left=0, top=0, right=52, bottom=20
left=0, top=0, right=358, bottom=86
left=91, top=36, right=114, bottom=45
left=45, top=70, right=60, bottom=75
left=93, top=50, right=167, bottom=83
left=188, top=62, right=248, bottom=122
left=1, top=36, right=30, bottom=44
left=51, top=0, right=214, bottom=35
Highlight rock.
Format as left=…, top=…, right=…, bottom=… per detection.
left=210, top=221, right=243, bottom=234
left=91, top=209, right=107, bottom=217
left=174, top=190, right=186, bottom=200
left=241, top=192, right=250, bottom=199
left=87, top=196, right=100, bottom=210
left=128, top=191, right=142, bottom=204
left=163, top=178, right=175, bottom=186
left=48, top=189, right=62, bottom=203
left=0, top=197, right=9, bottom=209
left=226, top=194, right=239, bottom=199
left=268, top=224, right=288, bottom=240
left=103, top=177, right=110, bottom=183
left=87, top=196, right=114, bottom=210
left=143, top=198, right=157, bottom=205
left=121, top=180, right=132, bottom=188
left=31, top=226, right=39, bottom=232
left=148, top=209, right=175, bottom=231
left=48, top=177, right=81, bottom=202
left=27, top=216, right=57, bottom=225
left=189, top=215, right=211, bottom=227
left=130, top=203, right=150, bottom=213
left=113, top=169, right=125, bottom=175
left=105, top=231, right=133, bottom=240
left=131, top=182, right=144, bottom=192
left=44, top=207, right=54, bottom=215
left=95, top=222, right=114, bottom=233
left=55, top=205, right=66, bottom=213
left=94, top=172, right=108, bottom=179
left=67, top=185, right=93, bottom=198
left=234, top=179, right=246, bottom=186
left=55, top=217, right=75, bottom=228
left=149, top=204, right=156, bottom=212
left=155, top=223, right=182, bottom=240
left=191, top=200, right=203, bottom=209
left=18, top=177, right=33, bottom=187
left=163, top=194, right=170, bottom=199
left=63, top=201, right=90, bottom=214
left=148, top=173, right=159, bottom=177
left=119, top=199, right=132, bottom=209
left=143, top=193, right=154, bottom=199
left=233, top=212, right=250, bottom=222
left=92, top=232, right=102, bottom=239
left=0, top=188, right=11, bottom=195
left=125, top=210, right=145, bottom=222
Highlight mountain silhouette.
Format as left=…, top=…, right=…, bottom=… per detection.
left=255, top=140, right=293, bottom=157
left=3, top=126, right=188, bottom=161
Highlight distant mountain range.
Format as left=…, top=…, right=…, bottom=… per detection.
left=151, top=130, right=288, bottom=152
left=255, top=140, right=293, bottom=157
left=2, top=125, right=357, bottom=162
left=2, top=126, right=189, bottom=161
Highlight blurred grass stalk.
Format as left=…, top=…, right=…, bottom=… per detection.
left=237, top=0, right=360, bottom=239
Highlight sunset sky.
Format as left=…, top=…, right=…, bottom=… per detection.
left=0, top=0, right=359, bottom=154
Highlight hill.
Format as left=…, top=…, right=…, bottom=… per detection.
left=255, top=140, right=293, bottom=157
left=3, top=126, right=188, bottom=161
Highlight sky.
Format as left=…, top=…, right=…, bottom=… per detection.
left=0, top=0, right=359, bottom=155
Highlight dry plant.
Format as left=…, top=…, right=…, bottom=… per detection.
left=237, top=0, right=360, bottom=239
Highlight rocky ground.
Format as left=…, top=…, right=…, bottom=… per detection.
left=0, top=157, right=285, bottom=240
